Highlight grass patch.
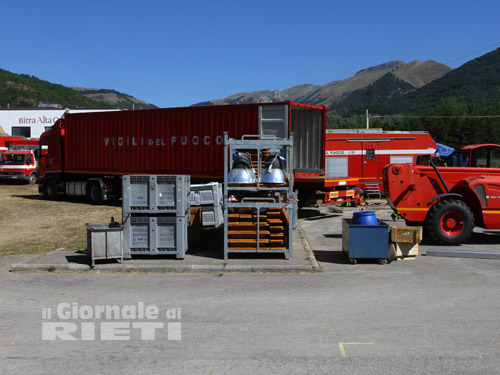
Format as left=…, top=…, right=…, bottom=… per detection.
left=0, top=184, right=121, bottom=255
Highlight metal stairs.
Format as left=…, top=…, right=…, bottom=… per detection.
left=363, top=182, right=382, bottom=199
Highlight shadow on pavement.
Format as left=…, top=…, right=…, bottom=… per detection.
left=467, top=231, right=500, bottom=245
left=65, top=254, right=91, bottom=265
left=298, top=208, right=342, bottom=221
left=323, top=234, right=342, bottom=239
left=313, top=250, right=349, bottom=264
left=419, top=230, right=500, bottom=246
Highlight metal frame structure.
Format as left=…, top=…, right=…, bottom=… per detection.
left=86, top=223, right=124, bottom=267
left=223, top=133, right=294, bottom=260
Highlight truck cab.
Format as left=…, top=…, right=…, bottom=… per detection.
left=442, top=144, right=500, bottom=168
left=0, top=150, right=37, bottom=184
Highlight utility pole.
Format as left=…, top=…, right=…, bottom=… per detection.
left=366, top=109, right=369, bottom=129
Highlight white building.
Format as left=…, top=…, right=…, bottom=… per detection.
left=0, top=107, right=120, bottom=138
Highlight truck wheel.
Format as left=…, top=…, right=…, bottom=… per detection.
left=44, top=179, right=58, bottom=200
left=426, top=199, right=474, bottom=245
left=87, top=182, right=103, bottom=204
left=28, top=173, right=37, bottom=185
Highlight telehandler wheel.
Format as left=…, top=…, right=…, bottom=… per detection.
left=426, top=199, right=474, bottom=245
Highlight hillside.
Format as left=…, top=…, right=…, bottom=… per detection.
left=332, top=73, right=416, bottom=115
left=369, top=47, right=500, bottom=114
left=0, top=68, right=157, bottom=110
left=195, top=60, right=452, bottom=111
left=0, top=69, right=110, bottom=109
left=70, top=87, right=158, bottom=110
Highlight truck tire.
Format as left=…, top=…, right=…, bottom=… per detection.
left=426, top=199, right=474, bottom=245
left=44, top=179, right=58, bottom=200
left=87, top=182, right=103, bottom=204
left=28, top=173, right=37, bottom=185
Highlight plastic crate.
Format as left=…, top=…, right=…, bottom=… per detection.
left=190, top=182, right=222, bottom=206
left=123, top=215, right=189, bottom=259
left=123, top=175, right=190, bottom=215
left=190, top=191, right=201, bottom=206
left=201, top=205, right=224, bottom=228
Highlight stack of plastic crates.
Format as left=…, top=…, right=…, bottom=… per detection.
left=122, top=175, right=190, bottom=259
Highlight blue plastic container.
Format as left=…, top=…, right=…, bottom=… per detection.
left=352, top=211, right=378, bottom=225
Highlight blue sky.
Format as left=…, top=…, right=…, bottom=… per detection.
left=2, top=0, right=500, bottom=108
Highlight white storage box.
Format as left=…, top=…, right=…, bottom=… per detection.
left=190, top=182, right=222, bottom=206
left=201, top=205, right=224, bottom=228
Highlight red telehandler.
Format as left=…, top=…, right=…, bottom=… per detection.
left=383, top=144, right=500, bottom=245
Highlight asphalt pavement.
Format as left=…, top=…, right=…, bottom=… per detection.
left=1, top=203, right=500, bottom=374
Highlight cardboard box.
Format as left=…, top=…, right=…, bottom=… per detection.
left=391, top=226, right=423, bottom=243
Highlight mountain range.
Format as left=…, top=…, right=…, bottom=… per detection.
left=1, top=46, right=500, bottom=115
left=197, top=47, right=500, bottom=115
left=195, top=60, right=453, bottom=114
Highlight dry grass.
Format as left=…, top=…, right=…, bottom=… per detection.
left=0, top=184, right=121, bottom=254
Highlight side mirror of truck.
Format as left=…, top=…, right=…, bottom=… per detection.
left=34, top=149, right=43, bottom=160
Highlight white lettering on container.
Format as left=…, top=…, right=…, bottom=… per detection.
left=101, top=135, right=225, bottom=148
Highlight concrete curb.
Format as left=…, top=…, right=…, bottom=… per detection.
left=11, top=263, right=90, bottom=272
left=296, top=221, right=321, bottom=272
left=11, top=262, right=316, bottom=273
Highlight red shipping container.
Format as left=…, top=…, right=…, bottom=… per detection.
left=61, top=102, right=325, bottom=177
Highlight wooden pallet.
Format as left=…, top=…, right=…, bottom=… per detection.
left=227, top=206, right=289, bottom=251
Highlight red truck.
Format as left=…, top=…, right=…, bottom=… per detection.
left=0, top=137, right=42, bottom=184
left=37, top=102, right=334, bottom=203
left=0, top=150, right=38, bottom=184
left=383, top=143, right=500, bottom=245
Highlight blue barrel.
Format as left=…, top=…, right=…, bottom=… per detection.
left=352, top=211, right=378, bottom=225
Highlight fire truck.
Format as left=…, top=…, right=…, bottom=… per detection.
left=325, top=129, right=437, bottom=196
left=0, top=150, right=38, bottom=184
left=0, top=137, right=41, bottom=184
left=383, top=143, right=500, bottom=245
